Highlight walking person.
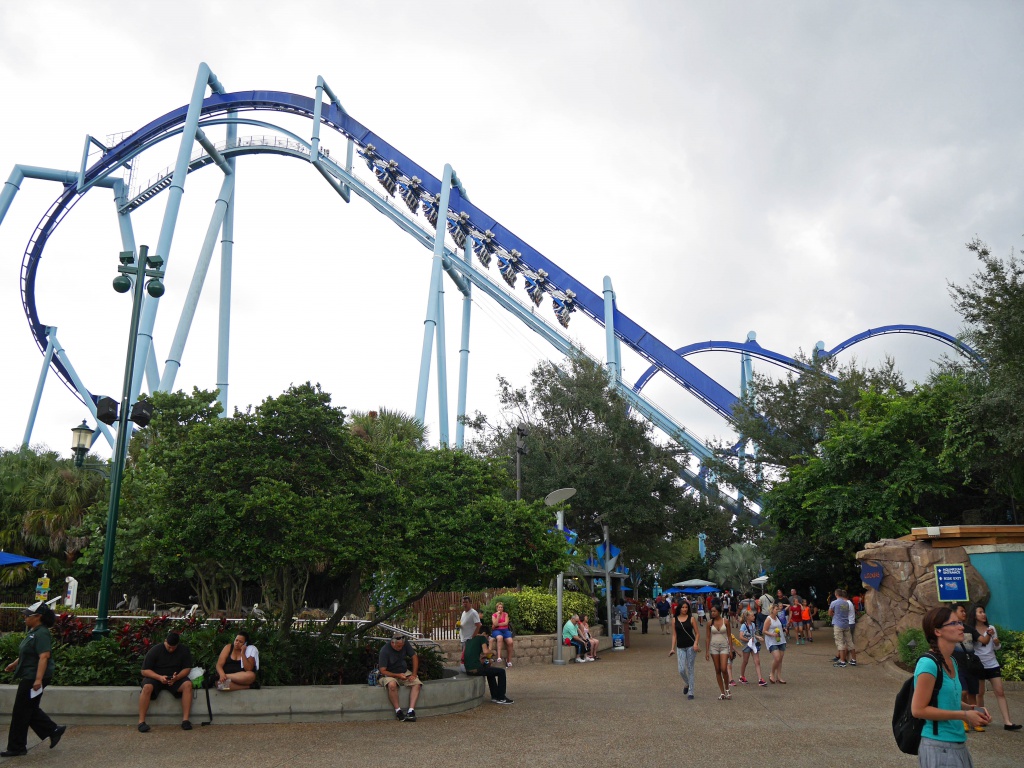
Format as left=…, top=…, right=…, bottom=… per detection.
left=951, top=604, right=984, bottom=733
left=656, top=595, right=671, bottom=634
left=763, top=603, right=788, bottom=684
left=737, top=609, right=767, bottom=687
left=800, top=599, right=814, bottom=643
left=2, top=603, right=66, bottom=756
left=639, top=600, right=653, bottom=634
left=912, top=606, right=991, bottom=766
left=705, top=604, right=735, bottom=700
left=668, top=600, right=699, bottom=700
left=969, top=604, right=1022, bottom=731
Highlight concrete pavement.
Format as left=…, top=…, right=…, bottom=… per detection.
left=6, top=625, right=1022, bottom=767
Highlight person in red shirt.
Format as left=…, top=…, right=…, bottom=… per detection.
left=788, top=601, right=804, bottom=644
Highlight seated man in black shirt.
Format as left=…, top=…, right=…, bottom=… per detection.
left=138, top=631, right=194, bottom=732
left=464, top=628, right=513, bottom=704
left=378, top=633, right=422, bottom=722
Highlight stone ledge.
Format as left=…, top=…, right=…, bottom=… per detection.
left=0, top=676, right=486, bottom=726
left=435, top=628, right=606, bottom=666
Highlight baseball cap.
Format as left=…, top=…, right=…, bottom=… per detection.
left=23, top=601, right=56, bottom=627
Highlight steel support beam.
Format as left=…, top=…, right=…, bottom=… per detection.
left=131, top=62, right=224, bottom=404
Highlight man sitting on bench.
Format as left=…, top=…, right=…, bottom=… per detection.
left=138, top=631, right=194, bottom=732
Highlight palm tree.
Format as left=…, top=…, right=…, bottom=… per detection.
left=348, top=408, right=428, bottom=450
left=23, top=466, right=103, bottom=563
left=709, top=543, right=765, bottom=591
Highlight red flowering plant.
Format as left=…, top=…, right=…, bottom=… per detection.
left=115, top=615, right=172, bottom=658
left=53, top=613, right=95, bottom=646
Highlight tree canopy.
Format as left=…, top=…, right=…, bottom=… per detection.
left=75, top=383, right=568, bottom=629
left=465, top=354, right=738, bottom=585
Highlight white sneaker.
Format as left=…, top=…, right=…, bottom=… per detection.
left=575, top=657, right=586, bottom=663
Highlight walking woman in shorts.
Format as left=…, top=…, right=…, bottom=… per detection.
left=705, top=603, right=735, bottom=700
left=737, top=609, right=767, bottom=686
left=951, top=604, right=983, bottom=733
left=668, top=600, right=699, bottom=699
left=763, top=603, right=787, bottom=684
left=969, top=604, right=1022, bottom=731
left=912, top=606, right=991, bottom=766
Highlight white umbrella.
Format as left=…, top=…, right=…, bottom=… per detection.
left=673, top=578, right=717, bottom=588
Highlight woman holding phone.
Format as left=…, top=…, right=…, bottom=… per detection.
left=969, top=604, right=1021, bottom=731
left=215, top=631, right=259, bottom=691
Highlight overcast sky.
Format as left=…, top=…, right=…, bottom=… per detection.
left=1, top=1, right=1022, bottom=462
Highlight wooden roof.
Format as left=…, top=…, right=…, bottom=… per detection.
left=901, top=525, right=1024, bottom=548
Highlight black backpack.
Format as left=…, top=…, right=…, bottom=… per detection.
left=892, top=650, right=944, bottom=755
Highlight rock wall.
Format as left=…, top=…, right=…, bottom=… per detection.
left=855, top=539, right=989, bottom=662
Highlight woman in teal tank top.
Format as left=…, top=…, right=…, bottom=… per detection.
left=912, top=606, right=991, bottom=766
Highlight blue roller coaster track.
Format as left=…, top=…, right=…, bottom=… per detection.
left=1, top=65, right=979, bottom=512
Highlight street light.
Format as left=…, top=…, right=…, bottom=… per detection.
left=94, top=245, right=165, bottom=638
left=70, top=420, right=110, bottom=479
left=545, top=487, right=576, bottom=665
left=70, top=420, right=93, bottom=467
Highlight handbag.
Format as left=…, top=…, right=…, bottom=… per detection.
left=959, top=642, right=985, bottom=677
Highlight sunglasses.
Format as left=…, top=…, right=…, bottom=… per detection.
left=941, top=620, right=964, bottom=628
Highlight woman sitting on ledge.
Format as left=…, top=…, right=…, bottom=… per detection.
left=215, top=631, right=259, bottom=691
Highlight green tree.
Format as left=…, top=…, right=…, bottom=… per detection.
left=761, top=380, right=993, bottom=589
left=717, top=353, right=906, bottom=497
left=708, top=543, right=764, bottom=591
left=942, top=239, right=1024, bottom=522
left=466, top=355, right=712, bottom=557
left=80, top=385, right=569, bottom=635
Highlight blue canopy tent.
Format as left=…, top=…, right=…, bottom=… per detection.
left=662, top=587, right=684, bottom=594
left=681, top=585, right=719, bottom=595
left=0, top=552, right=43, bottom=567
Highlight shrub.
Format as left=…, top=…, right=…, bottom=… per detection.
left=897, top=627, right=928, bottom=667
left=481, top=588, right=599, bottom=634
left=995, top=626, right=1023, bottom=682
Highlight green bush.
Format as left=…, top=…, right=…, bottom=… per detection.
left=897, top=627, right=928, bottom=666
left=481, top=588, right=599, bottom=634
left=52, top=638, right=139, bottom=686
left=1, top=615, right=444, bottom=687
left=995, top=626, right=1024, bottom=682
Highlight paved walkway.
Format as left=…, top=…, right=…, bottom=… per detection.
left=8, top=628, right=1023, bottom=766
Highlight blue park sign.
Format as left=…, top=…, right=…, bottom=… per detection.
left=860, top=560, right=884, bottom=591
left=934, top=563, right=969, bottom=603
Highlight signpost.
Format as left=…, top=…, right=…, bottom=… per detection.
left=934, top=563, right=969, bottom=603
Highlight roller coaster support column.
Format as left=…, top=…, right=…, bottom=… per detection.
left=435, top=249, right=451, bottom=447
left=158, top=166, right=235, bottom=392
left=737, top=331, right=755, bottom=506
left=23, top=327, right=57, bottom=448
left=96, top=245, right=165, bottom=638
left=603, top=277, right=620, bottom=380
left=25, top=328, right=115, bottom=449
left=455, top=239, right=473, bottom=449
left=217, top=117, right=237, bottom=416
left=311, top=76, right=352, bottom=203
left=131, top=63, right=225, bottom=404
left=415, top=165, right=455, bottom=441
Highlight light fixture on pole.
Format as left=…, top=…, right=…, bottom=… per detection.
left=94, top=245, right=164, bottom=638
left=70, top=420, right=93, bottom=468
left=70, top=421, right=110, bottom=479
left=545, top=487, right=576, bottom=665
